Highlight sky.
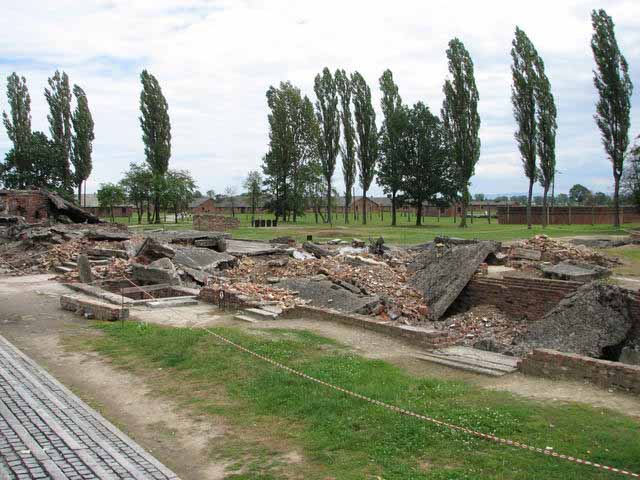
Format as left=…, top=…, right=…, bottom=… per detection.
left=1, top=0, right=639, bottom=197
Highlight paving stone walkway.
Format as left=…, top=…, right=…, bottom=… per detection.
left=0, top=334, right=179, bottom=479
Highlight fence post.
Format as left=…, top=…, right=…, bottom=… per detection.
left=568, top=204, right=572, bottom=225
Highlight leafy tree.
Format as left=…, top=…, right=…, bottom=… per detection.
left=45, top=70, right=73, bottom=194
left=593, top=191, right=610, bottom=206
left=120, top=162, right=154, bottom=224
left=0, top=132, right=67, bottom=194
left=441, top=38, right=481, bottom=227
left=511, top=27, right=539, bottom=229
left=2, top=73, right=31, bottom=186
left=569, top=184, right=592, bottom=204
left=335, top=69, right=357, bottom=223
left=164, top=169, right=196, bottom=223
left=206, top=189, right=216, bottom=198
left=314, top=68, right=341, bottom=225
left=555, top=193, right=569, bottom=205
left=494, top=195, right=509, bottom=203
left=404, top=102, right=451, bottom=226
left=243, top=170, right=263, bottom=222
left=622, top=137, right=640, bottom=210
left=378, top=69, right=408, bottom=226
left=262, top=81, right=319, bottom=222
left=224, top=185, right=237, bottom=217
left=71, top=85, right=94, bottom=204
left=474, top=193, right=485, bottom=202
left=139, top=69, right=171, bottom=223
left=96, top=182, right=126, bottom=222
left=591, top=9, right=633, bottom=227
left=351, top=71, right=378, bottom=225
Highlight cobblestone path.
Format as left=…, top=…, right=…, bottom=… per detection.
left=0, top=334, right=179, bottom=479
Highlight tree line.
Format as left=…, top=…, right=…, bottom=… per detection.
left=262, top=37, right=479, bottom=228
left=262, top=8, right=635, bottom=228
left=0, top=71, right=94, bottom=202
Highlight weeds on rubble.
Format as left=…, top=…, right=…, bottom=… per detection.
left=83, top=322, right=640, bottom=479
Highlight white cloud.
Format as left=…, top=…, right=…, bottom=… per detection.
left=0, top=0, right=638, bottom=196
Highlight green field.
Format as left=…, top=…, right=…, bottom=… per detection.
left=76, top=322, right=640, bottom=479
left=112, top=212, right=640, bottom=244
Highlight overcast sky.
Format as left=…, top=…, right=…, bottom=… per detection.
left=1, top=0, right=639, bottom=197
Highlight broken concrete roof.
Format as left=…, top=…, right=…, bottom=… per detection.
left=408, top=240, right=501, bottom=321
left=277, top=276, right=381, bottom=315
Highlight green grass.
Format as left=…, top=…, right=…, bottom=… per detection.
left=106, top=211, right=640, bottom=245
left=79, top=322, right=640, bottom=479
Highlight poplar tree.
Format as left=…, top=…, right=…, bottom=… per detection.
left=335, top=69, right=357, bottom=223
left=2, top=73, right=31, bottom=186
left=139, top=70, right=171, bottom=223
left=314, top=67, right=340, bottom=224
left=378, top=69, right=409, bottom=226
left=71, top=85, right=95, bottom=204
left=45, top=70, right=73, bottom=193
left=535, top=56, right=557, bottom=227
left=591, top=9, right=633, bottom=228
left=351, top=71, right=378, bottom=225
left=441, top=38, right=480, bottom=228
left=511, top=27, right=538, bottom=229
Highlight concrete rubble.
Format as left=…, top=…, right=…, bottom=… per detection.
left=515, top=283, right=639, bottom=360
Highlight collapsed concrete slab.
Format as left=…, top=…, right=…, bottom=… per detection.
left=145, top=230, right=230, bottom=248
left=278, top=277, right=380, bottom=314
left=408, top=240, right=501, bottom=321
left=225, top=239, right=288, bottom=257
left=541, top=261, right=609, bottom=282
left=131, top=263, right=181, bottom=285
left=172, top=246, right=237, bottom=273
left=517, top=283, right=637, bottom=358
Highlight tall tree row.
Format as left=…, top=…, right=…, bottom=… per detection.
left=511, top=28, right=539, bottom=229
left=314, top=68, right=341, bottom=224
left=335, top=69, right=357, bottom=223
left=1, top=71, right=94, bottom=198
left=45, top=70, right=73, bottom=191
left=378, top=69, right=408, bottom=226
left=511, top=28, right=557, bottom=228
left=2, top=74, right=31, bottom=186
left=442, top=38, right=481, bottom=228
left=139, top=70, right=172, bottom=223
left=351, top=72, right=378, bottom=225
left=591, top=9, right=633, bottom=228
left=71, top=85, right=95, bottom=204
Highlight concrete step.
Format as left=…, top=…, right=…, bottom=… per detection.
left=414, top=346, right=519, bottom=377
left=54, top=265, right=74, bottom=274
left=243, top=307, right=279, bottom=319
left=234, top=314, right=259, bottom=323
left=146, top=297, right=199, bottom=309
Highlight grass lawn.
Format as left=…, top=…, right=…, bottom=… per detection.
left=108, top=212, right=640, bottom=245
left=76, top=322, right=640, bottom=479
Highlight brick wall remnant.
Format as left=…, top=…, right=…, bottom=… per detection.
left=453, top=275, right=582, bottom=321
left=519, top=348, right=640, bottom=393
left=193, top=214, right=240, bottom=231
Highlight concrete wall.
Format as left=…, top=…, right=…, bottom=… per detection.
left=496, top=205, right=640, bottom=225
left=519, top=348, right=640, bottom=393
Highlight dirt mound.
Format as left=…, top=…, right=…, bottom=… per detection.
left=516, top=283, right=637, bottom=358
